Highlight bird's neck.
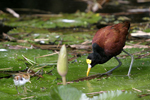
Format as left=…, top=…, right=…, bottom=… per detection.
left=94, top=52, right=111, bottom=64
left=92, top=43, right=112, bottom=64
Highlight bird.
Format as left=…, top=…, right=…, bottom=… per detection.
left=13, top=72, right=31, bottom=94
left=86, top=21, right=134, bottom=76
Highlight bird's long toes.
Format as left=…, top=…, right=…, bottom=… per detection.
left=103, top=71, right=113, bottom=76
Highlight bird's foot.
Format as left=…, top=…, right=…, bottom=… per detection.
left=126, top=74, right=133, bottom=79
left=26, top=88, right=32, bottom=92
left=15, top=92, right=27, bottom=96
left=102, top=71, right=113, bottom=76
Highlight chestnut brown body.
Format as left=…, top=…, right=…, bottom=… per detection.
left=92, top=21, right=130, bottom=57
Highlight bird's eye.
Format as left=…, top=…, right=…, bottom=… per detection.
left=21, top=78, right=23, bottom=80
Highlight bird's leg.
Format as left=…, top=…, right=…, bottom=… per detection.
left=16, top=86, right=20, bottom=94
left=122, top=49, right=134, bottom=76
left=23, top=85, right=27, bottom=94
left=103, top=56, right=122, bottom=75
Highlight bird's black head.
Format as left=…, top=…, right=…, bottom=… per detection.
left=87, top=53, right=101, bottom=67
left=86, top=52, right=101, bottom=76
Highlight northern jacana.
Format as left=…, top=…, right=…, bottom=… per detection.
left=13, top=72, right=31, bottom=94
left=86, top=21, right=134, bottom=76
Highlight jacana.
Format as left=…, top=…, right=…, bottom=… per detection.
left=13, top=73, right=31, bottom=94
left=86, top=21, right=134, bottom=76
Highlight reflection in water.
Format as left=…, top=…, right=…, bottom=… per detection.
left=50, top=85, right=136, bottom=100
left=86, top=81, right=94, bottom=93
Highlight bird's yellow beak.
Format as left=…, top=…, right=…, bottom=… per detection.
left=86, top=59, right=92, bottom=76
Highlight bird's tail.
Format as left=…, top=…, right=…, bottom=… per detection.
left=123, top=21, right=130, bottom=31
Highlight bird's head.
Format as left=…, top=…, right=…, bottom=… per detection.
left=86, top=53, right=100, bottom=76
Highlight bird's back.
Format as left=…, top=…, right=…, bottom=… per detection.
left=92, top=21, right=130, bottom=56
